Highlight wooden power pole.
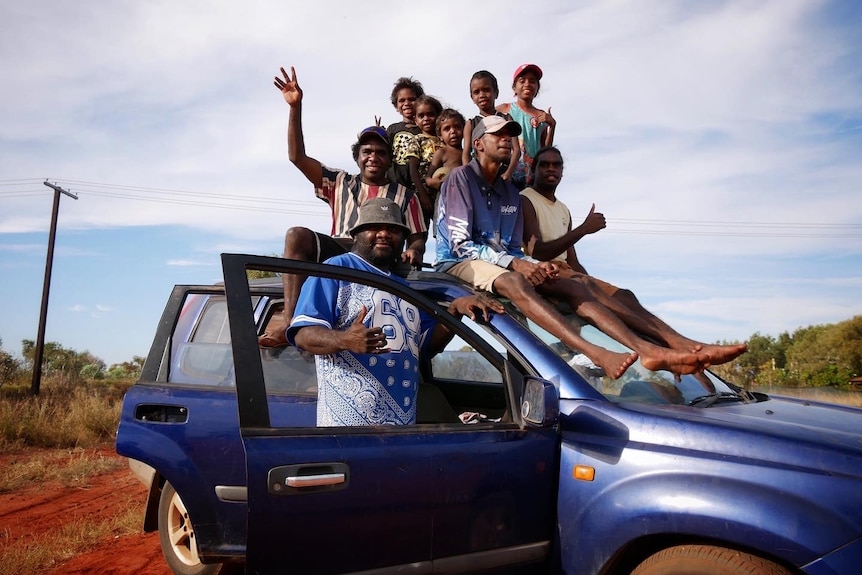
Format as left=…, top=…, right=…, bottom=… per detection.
left=31, top=181, right=78, bottom=396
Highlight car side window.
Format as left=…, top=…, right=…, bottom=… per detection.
left=167, top=294, right=317, bottom=394
left=192, top=299, right=231, bottom=344
left=258, top=302, right=318, bottom=395
left=170, top=297, right=235, bottom=386
left=423, top=314, right=509, bottom=423
left=431, top=317, right=502, bottom=384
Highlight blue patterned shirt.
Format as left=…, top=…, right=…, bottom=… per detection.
left=288, top=252, right=435, bottom=426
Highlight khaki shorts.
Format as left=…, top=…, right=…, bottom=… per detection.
left=555, top=261, right=619, bottom=297
left=445, top=260, right=510, bottom=293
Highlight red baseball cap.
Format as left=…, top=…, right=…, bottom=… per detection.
left=513, top=63, right=543, bottom=83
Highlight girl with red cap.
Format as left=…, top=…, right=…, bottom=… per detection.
left=496, top=63, right=556, bottom=190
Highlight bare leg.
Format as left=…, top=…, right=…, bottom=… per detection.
left=258, top=227, right=317, bottom=347
left=539, top=277, right=711, bottom=375
left=574, top=277, right=747, bottom=366
left=492, top=273, right=638, bottom=379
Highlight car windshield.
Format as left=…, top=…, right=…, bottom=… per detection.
left=502, top=302, right=749, bottom=406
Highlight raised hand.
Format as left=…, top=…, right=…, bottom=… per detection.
left=580, top=203, right=606, bottom=235
left=536, top=106, right=556, bottom=128
left=273, top=66, right=303, bottom=107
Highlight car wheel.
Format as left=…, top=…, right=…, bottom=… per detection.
left=632, top=545, right=792, bottom=575
left=158, top=481, right=221, bottom=575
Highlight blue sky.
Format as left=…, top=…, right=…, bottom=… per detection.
left=1, top=0, right=861, bottom=366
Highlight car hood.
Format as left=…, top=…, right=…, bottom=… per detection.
left=689, top=395, right=862, bottom=454
left=563, top=395, right=862, bottom=479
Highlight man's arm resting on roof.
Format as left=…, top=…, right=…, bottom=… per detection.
left=426, top=295, right=505, bottom=355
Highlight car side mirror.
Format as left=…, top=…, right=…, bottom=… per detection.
left=520, top=377, right=559, bottom=427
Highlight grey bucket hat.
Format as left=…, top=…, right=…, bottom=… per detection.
left=348, top=197, right=410, bottom=236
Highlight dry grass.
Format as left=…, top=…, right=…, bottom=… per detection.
left=753, top=386, right=862, bottom=407
left=0, top=445, right=141, bottom=575
left=0, top=379, right=131, bottom=451
left=0, top=491, right=141, bottom=575
left=0, top=447, right=124, bottom=493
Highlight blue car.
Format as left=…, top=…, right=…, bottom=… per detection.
left=116, top=254, right=862, bottom=575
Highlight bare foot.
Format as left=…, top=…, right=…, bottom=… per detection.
left=698, top=343, right=747, bottom=366
left=641, top=348, right=710, bottom=375
left=594, top=350, right=639, bottom=380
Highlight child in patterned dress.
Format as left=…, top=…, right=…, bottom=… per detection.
left=426, top=108, right=466, bottom=192
left=386, top=76, right=424, bottom=191
left=408, top=95, right=444, bottom=226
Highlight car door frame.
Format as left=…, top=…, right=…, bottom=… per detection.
left=222, top=253, right=559, bottom=574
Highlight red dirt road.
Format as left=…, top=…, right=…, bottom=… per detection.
left=0, top=449, right=171, bottom=575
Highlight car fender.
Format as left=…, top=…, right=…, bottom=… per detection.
left=556, top=467, right=854, bottom=573
left=116, top=419, right=222, bottom=536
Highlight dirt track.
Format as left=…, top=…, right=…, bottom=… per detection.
left=0, top=449, right=171, bottom=575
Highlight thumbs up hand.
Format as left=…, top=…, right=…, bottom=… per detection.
left=580, top=203, right=606, bottom=235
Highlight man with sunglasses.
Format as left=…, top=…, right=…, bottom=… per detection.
left=260, top=66, right=428, bottom=347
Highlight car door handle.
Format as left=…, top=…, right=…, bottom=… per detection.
left=134, top=404, right=188, bottom=423
left=286, top=472, right=345, bottom=487
left=267, top=462, right=350, bottom=495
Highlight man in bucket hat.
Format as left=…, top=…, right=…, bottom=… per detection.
left=260, top=66, right=428, bottom=347
left=288, top=198, right=502, bottom=426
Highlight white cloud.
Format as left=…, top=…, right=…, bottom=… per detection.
left=1, top=0, right=860, bottom=363
left=166, top=259, right=216, bottom=267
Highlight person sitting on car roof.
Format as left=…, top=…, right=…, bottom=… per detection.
left=519, top=145, right=747, bottom=368
left=259, top=66, right=428, bottom=348
left=435, top=116, right=727, bottom=378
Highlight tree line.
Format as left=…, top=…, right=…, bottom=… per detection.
left=0, top=338, right=144, bottom=388
left=709, top=315, right=862, bottom=388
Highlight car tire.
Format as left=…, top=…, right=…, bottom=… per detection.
left=158, top=481, right=221, bottom=575
left=631, top=545, right=792, bottom=575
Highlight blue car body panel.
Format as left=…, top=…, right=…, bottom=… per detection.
left=241, top=425, right=557, bottom=573
left=115, top=255, right=862, bottom=574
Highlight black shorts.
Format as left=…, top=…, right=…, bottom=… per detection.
left=312, top=233, right=353, bottom=262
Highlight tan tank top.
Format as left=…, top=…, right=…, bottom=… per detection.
left=519, top=187, right=571, bottom=263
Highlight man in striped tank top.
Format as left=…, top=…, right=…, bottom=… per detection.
left=260, top=66, right=427, bottom=348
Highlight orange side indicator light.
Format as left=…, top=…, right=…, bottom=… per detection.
left=573, top=465, right=595, bottom=482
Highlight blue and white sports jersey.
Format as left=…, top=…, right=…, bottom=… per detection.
left=288, top=252, right=435, bottom=426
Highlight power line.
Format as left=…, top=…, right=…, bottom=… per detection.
left=0, top=192, right=47, bottom=198
left=4, top=177, right=860, bottom=239
left=607, top=229, right=862, bottom=239
left=614, top=218, right=862, bottom=229
left=76, top=189, right=328, bottom=216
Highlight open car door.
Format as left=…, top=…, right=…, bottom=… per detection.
left=222, top=254, right=558, bottom=574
